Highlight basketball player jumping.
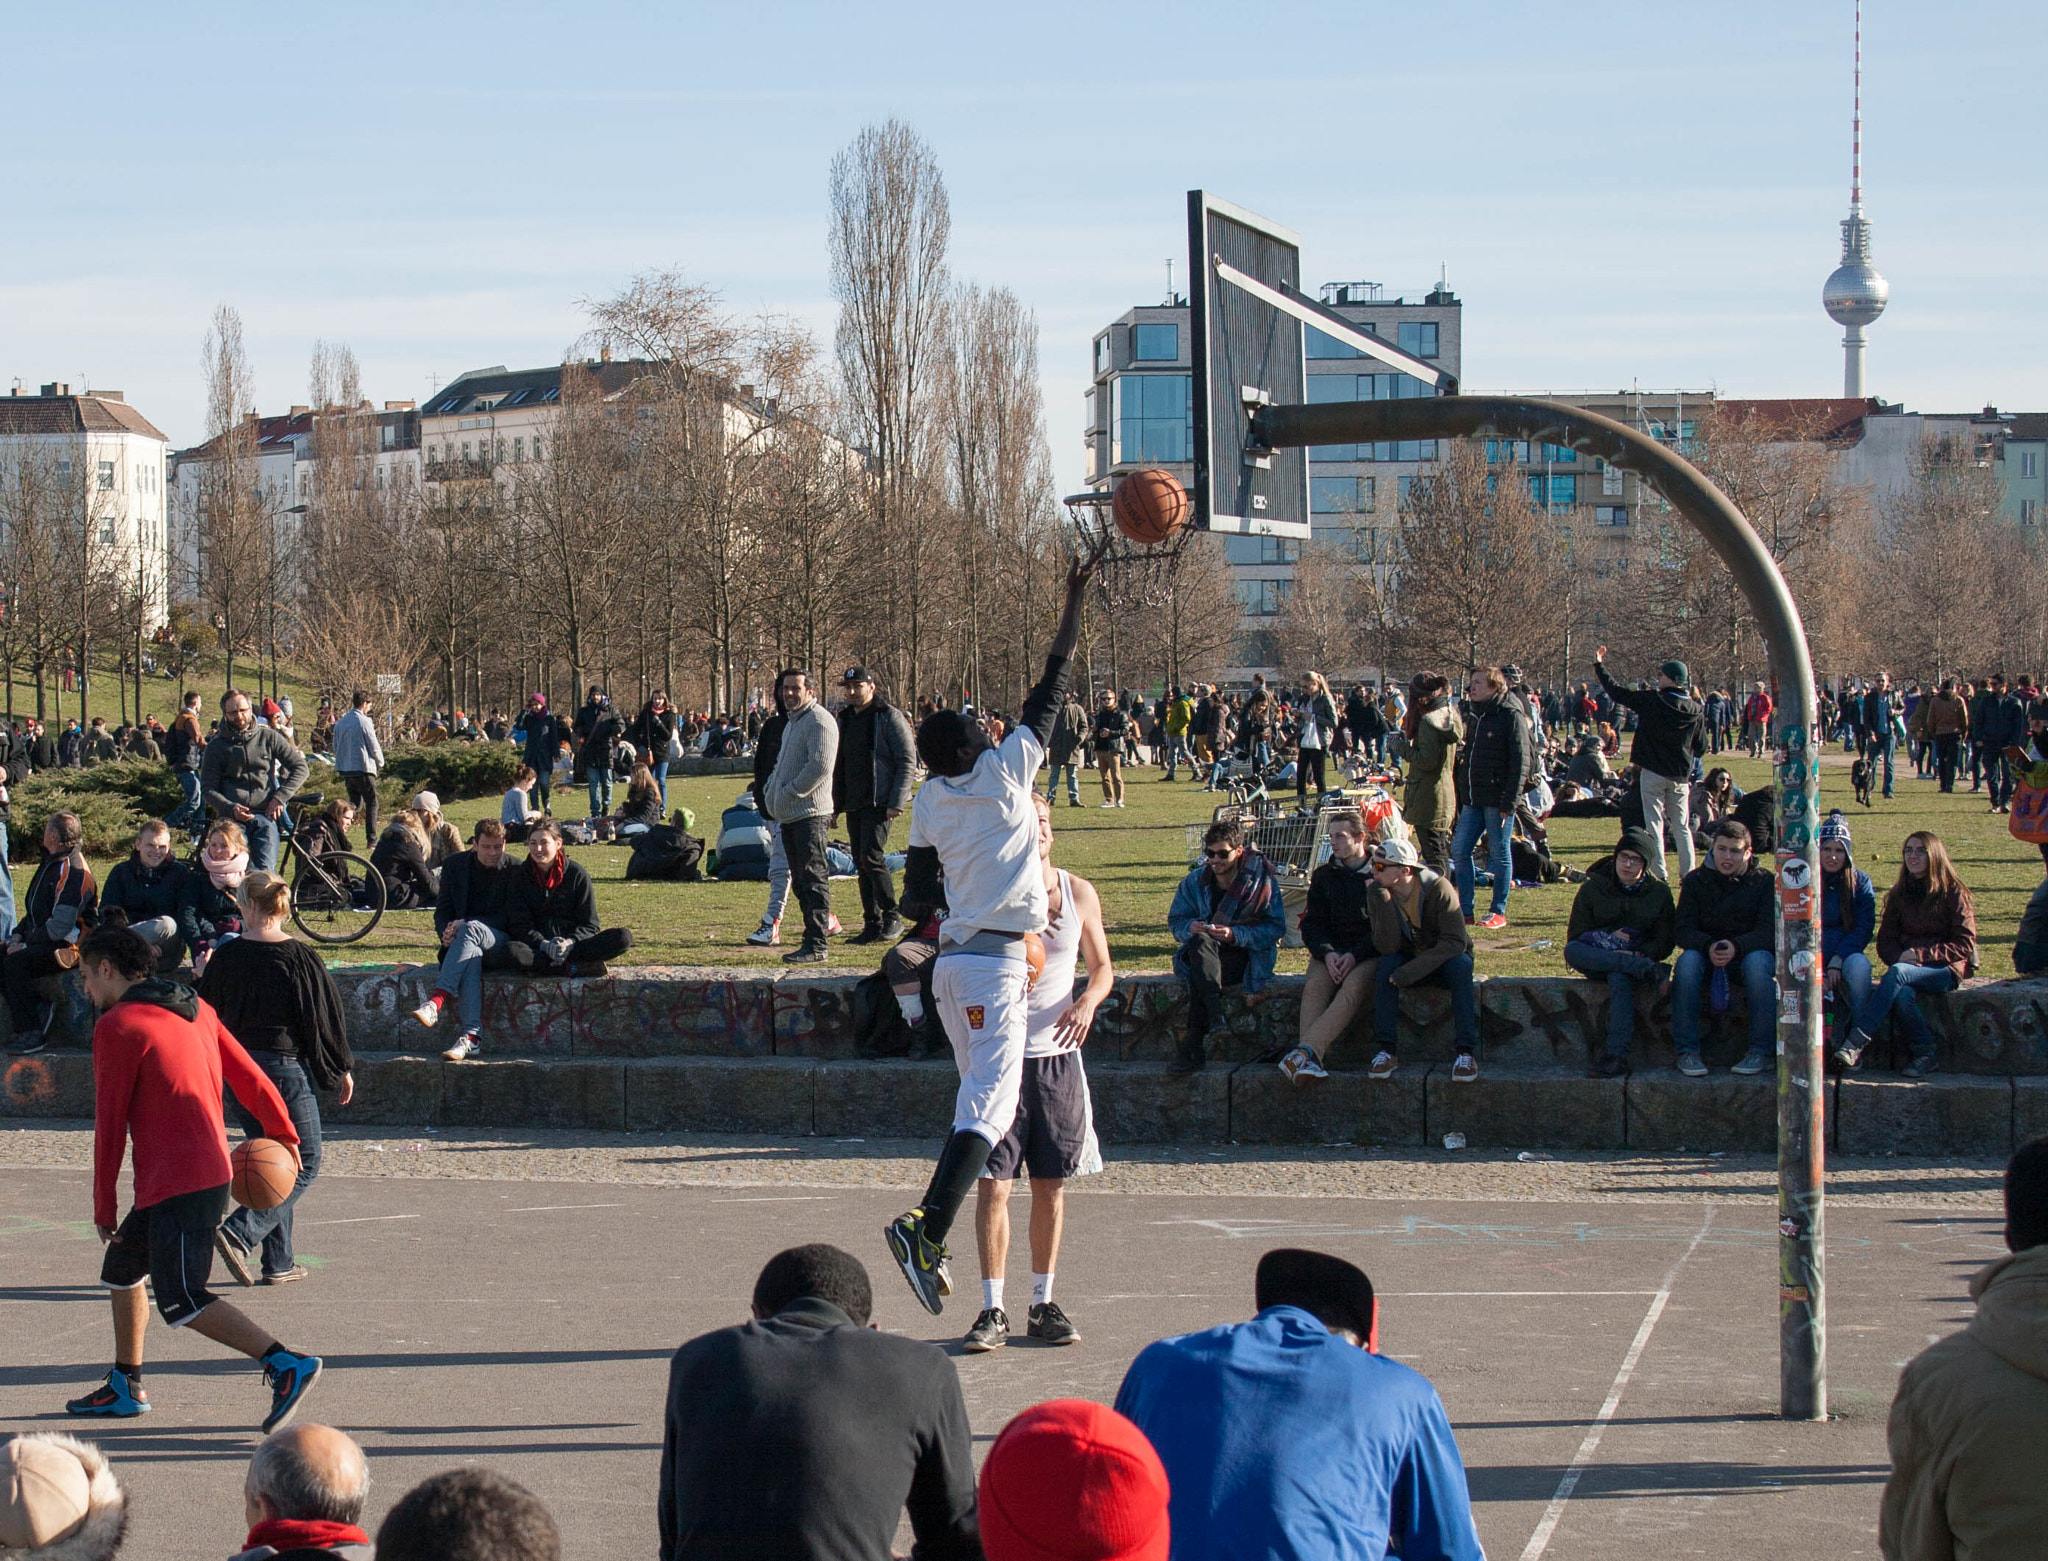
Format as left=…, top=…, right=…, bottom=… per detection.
left=885, top=547, right=1101, bottom=1313
left=962, top=791, right=1112, bottom=1351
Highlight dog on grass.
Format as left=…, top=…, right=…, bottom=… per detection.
left=1852, top=756, right=1875, bottom=808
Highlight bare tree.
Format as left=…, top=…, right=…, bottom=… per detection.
left=1277, top=536, right=1362, bottom=678
left=189, top=305, right=271, bottom=691
left=1879, top=433, right=2003, bottom=684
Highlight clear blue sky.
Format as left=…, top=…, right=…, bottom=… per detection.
left=3, top=0, right=2040, bottom=498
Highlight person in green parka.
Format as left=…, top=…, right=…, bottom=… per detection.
left=1400, top=673, right=1462, bottom=875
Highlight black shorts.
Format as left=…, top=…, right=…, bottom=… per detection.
left=984, top=1052, right=1100, bottom=1181
left=101, top=1182, right=231, bottom=1326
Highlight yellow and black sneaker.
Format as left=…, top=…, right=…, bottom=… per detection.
left=884, top=1209, right=949, bottom=1315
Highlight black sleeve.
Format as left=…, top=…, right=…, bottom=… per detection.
left=905, top=1356, right=984, bottom=1561
left=290, top=945, right=354, bottom=1090
left=567, top=864, right=601, bottom=942
left=1019, top=653, right=1073, bottom=749
left=901, top=846, right=943, bottom=926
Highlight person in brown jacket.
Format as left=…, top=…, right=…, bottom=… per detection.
left=1921, top=679, right=1971, bottom=793
left=1362, top=836, right=1478, bottom=1083
left=1399, top=674, right=1462, bottom=874
left=1880, top=1137, right=2048, bottom=1560
left=1835, top=830, right=1977, bottom=1078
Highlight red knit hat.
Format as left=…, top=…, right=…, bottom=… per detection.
left=978, top=1400, right=1170, bottom=1561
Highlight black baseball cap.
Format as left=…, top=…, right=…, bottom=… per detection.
left=841, top=666, right=873, bottom=685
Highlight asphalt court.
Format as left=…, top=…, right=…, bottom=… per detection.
left=0, top=1167, right=2000, bottom=1559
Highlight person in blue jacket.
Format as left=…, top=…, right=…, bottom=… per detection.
left=1115, top=1247, right=1483, bottom=1561
left=1167, top=818, right=1287, bottom=1074
left=1818, top=811, right=1876, bottom=1050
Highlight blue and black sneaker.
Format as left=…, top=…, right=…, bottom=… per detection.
left=66, top=1367, right=150, bottom=1417
left=261, top=1349, right=322, bottom=1432
left=884, top=1210, right=949, bottom=1316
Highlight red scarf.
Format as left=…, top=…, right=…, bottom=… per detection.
left=530, top=853, right=565, bottom=895
left=245, top=1517, right=370, bottom=1553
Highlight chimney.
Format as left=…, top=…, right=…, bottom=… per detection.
left=384, top=400, right=416, bottom=411
left=40, top=382, right=69, bottom=397
left=92, top=389, right=125, bottom=402
left=599, top=345, right=614, bottom=363
left=739, top=384, right=755, bottom=401
left=289, top=405, right=310, bottom=416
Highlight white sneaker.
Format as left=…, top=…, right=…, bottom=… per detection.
left=827, top=913, right=844, bottom=936
left=410, top=998, right=443, bottom=1029
left=1278, top=1046, right=1328, bottom=1085
left=441, top=1032, right=479, bottom=1062
left=1100, top=801, right=1118, bottom=808
left=745, top=918, right=781, bottom=947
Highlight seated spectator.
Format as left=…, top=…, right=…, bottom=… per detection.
left=408, top=820, right=533, bottom=1062
left=1279, top=809, right=1374, bottom=1085
left=1688, top=766, right=1741, bottom=851
left=3, top=810, right=98, bottom=1055
left=0, top=1431, right=127, bottom=1558
left=179, top=820, right=246, bottom=980
left=657, top=1244, right=978, bottom=1561
left=614, top=764, right=665, bottom=831
left=1835, top=829, right=1977, bottom=1079
left=1565, top=825, right=1675, bottom=1077
left=2017, top=874, right=2048, bottom=976
left=979, top=1400, right=1169, bottom=1561
left=295, top=799, right=356, bottom=863
left=231, top=1424, right=372, bottom=1561
left=1167, top=820, right=1286, bottom=1074
left=100, top=820, right=187, bottom=970
left=1563, top=733, right=1611, bottom=790
left=1670, top=819, right=1776, bottom=1078
left=509, top=821, right=631, bottom=976
left=376, top=1469, right=558, bottom=1561
left=501, top=765, right=539, bottom=842
left=369, top=810, right=439, bottom=911
left=409, top=792, right=464, bottom=867
left=1817, top=811, right=1876, bottom=1048
left=1115, top=1248, right=1482, bottom=1561
left=1361, top=836, right=1478, bottom=1082
left=1881, top=1137, right=2048, bottom=1558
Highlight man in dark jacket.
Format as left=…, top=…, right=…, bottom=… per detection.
left=1594, top=647, right=1705, bottom=882
left=408, top=820, right=534, bottom=1061
left=831, top=667, right=917, bottom=944
left=1670, top=819, right=1776, bottom=1078
left=1450, top=666, right=1530, bottom=929
left=3, top=811, right=98, bottom=1053
left=659, top=1244, right=978, bottom=1561
left=1045, top=691, right=1088, bottom=805
left=1859, top=674, right=1901, bottom=798
left=1564, top=825, right=1676, bottom=1076
left=1979, top=675, right=2028, bottom=813
left=576, top=695, right=626, bottom=819
left=508, top=822, right=633, bottom=977
left=519, top=693, right=566, bottom=815
left=101, top=820, right=189, bottom=970
left=1280, top=809, right=1376, bottom=1084
left=200, top=690, right=310, bottom=873
left=27, top=719, right=57, bottom=773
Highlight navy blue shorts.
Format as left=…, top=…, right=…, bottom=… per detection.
left=101, top=1182, right=231, bottom=1325
left=984, top=1052, right=1099, bottom=1181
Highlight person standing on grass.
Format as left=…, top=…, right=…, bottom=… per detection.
left=1295, top=672, right=1338, bottom=803
left=1401, top=673, right=1461, bottom=875
left=62, top=924, right=324, bottom=1431
left=1092, top=688, right=1129, bottom=808
left=204, top=873, right=353, bottom=1289
left=630, top=691, right=680, bottom=809
left=1594, top=646, right=1706, bottom=881
left=1923, top=678, right=1971, bottom=793
left=519, top=693, right=564, bottom=816
left=1979, top=674, right=2027, bottom=813
left=328, top=690, right=384, bottom=848
left=164, top=690, right=206, bottom=835
left=1832, top=830, right=1976, bottom=1080
left=201, top=690, right=310, bottom=875
left=831, top=666, right=917, bottom=945
left=962, top=792, right=1111, bottom=1355
left=762, top=670, right=838, bottom=966
left=1047, top=689, right=1088, bottom=804
left=1449, top=665, right=1529, bottom=930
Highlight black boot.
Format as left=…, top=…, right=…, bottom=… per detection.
left=1168, top=1033, right=1206, bottom=1075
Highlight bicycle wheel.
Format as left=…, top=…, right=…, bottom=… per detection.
left=291, top=850, right=386, bottom=944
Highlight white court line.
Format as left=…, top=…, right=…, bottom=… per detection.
left=708, top=1196, right=835, bottom=1204
left=1516, top=1205, right=1717, bottom=1561
left=1387, top=1290, right=1657, bottom=1298
left=507, top=1203, right=625, bottom=1213
left=299, top=1214, right=421, bottom=1226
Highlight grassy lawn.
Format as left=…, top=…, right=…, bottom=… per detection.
left=225, top=745, right=2044, bottom=978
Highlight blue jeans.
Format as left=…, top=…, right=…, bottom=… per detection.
left=1864, top=732, right=1896, bottom=797
left=1671, top=947, right=1776, bottom=1057
left=588, top=773, right=614, bottom=817
left=433, top=919, right=515, bottom=1032
left=222, top=1053, right=322, bottom=1276
left=167, top=770, right=202, bottom=830
left=1373, top=949, right=1477, bottom=1054
left=1046, top=761, right=1081, bottom=804
left=1563, top=938, right=1666, bottom=1058
left=243, top=812, right=280, bottom=873
left=1851, top=961, right=1957, bottom=1061
left=651, top=760, right=670, bottom=808
left=1450, top=804, right=1512, bottom=918
left=1162, top=736, right=1188, bottom=779
left=1828, top=952, right=1873, bottom=1028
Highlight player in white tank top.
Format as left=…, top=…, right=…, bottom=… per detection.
left=1024, top=868, right=1085, bottom=1058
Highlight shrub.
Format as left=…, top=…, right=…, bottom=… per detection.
left=11, top=759, right=184, bottom=862
left=379, top=741, right=523, bottom=803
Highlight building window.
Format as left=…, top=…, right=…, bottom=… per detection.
left=1236, top=579, right=1290, bottom=617
left=1112, top=374, right=1192, bottom=465
left=1528, top=474, right=1578, bottom=507
left=2023, top=499, right=2039, bottom=525
left=1094, top=335, right=1111, bottom=375
left=97, top=460, right=115, bottom=490
left=1595, top=505, right=1629, bottom=527
left=514, top=438, right=525, bottom=462
left=1311, top=476, right=1369, bottom=515
left=1352, top=527, right=1380, bottom=562
left=1602, top=463, right=1623, bottom=496
left=1131, top=323, right=1179, bottom=361
left=2022, top=451, right=2040, bottom=479
left=1541, top=443, right=1576, bottom=464
left=1257, top=536, right=1298, bottom=564
left=1398, top=321, right=1439, bottom=359
left=376, top=467, right=385, bottom=490
left=1305, top=323, right=1367, bottom=359
left=298, top=473, right=309, bottom=499
left=496, top=438, right=505, bottom=462
left=461, top=442, right=472, bottom=462
left=530, top=436, right=543, bottom=461
left=1484, top=439, right=1530, bottom=464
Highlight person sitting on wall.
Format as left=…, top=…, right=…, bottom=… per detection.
left=1563, top=825, right=1675, bottom=1078
left=1669, top=819, right=1777, bottom=1079
left=1166, top=819, right=1286, bottom=1075
left=408, top=820, right=535, bottom=1063
left=1360, top=836, right=1478, bottom=1083
left=1277, top=809, right=1375, bottom=1087
left=509, top=820, right=633, bottom=978
left=100, top=820, right=190, bottom=972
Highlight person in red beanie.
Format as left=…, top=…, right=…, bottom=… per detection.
left=979, top=1400, right=1169, bottom=1561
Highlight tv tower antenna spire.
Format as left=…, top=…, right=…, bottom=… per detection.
left=1823, top=0, right=1888, bottom=397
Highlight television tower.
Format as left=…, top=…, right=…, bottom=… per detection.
left=1822, top=0, right=1888, bottom=397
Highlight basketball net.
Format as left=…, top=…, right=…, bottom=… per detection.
left=1061, top=491, right=1196, bottom=610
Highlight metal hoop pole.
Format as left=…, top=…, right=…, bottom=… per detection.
left=1260, top=394, right=1827, bottom=1421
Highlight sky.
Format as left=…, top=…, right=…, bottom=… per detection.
left=3, top=0, right=2042, bottom=499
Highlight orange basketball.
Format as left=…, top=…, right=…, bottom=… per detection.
left=1023, top=931, right=1047, bottom=990
left=231, top=1137, right=298, bottom=1210
left=1111, top=469, right=1188, bottom=546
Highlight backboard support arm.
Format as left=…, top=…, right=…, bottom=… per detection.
left=1211, top=259, right=1458, bottom=393
left=1259, top=393, right=1828, bottom=1422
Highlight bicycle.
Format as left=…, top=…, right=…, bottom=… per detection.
left=193, top=792, right=387, bottom=944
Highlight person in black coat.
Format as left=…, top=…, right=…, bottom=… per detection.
left=1594, top=647, right=1706, bottom=883
left=100, top=821, right=189, bottom=969
left=577, top=695, right=626, bottom=818
left=509, top=821, right=632, bottom=975
left=1669, top=819, right=1778, bottom=1078
left=369, top=811, right=439, bottom=911
left=630, top=693, right=681, bottom=807
left=831, top=668, right=917, bottom=942
left=1450, top=666, right=1531, bottom=928
left=659, top=1244, right=978, bottom=1561
left=519, top=693, right=566, bottom=814
left=407, top=820, right=533, bottom=1060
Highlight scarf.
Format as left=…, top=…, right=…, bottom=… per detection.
left=244, top=1517, right=371, bottom=1555
left=530, top=852, right=566, bottom=895
left=1207, top=848, right=1276, bottom=927
left=204, top=848, right=249, bottom=891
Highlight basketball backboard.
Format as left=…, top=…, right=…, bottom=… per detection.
left=1186, top=191, right=1310, bottom=538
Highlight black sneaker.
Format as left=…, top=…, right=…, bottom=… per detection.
left=1902, top=1053, right=1940, bottom=1079
left=214, top=1228, right=255, bottom=1287
left=1027, top=1302, right=1080, bottom=1346
left=783, top=945, right=829, bottom=966
left=877, top=915, right=906, bottom=942
left=1587, top=1053, right=1628, bottom=1078
left=963, top=1307, right=1010, bottom=1352
left=848, top=925, right=886, bottom=946
left=6, top=1032, right=46, bottom=1057
left=884, top=1210, right=948, bottom=1315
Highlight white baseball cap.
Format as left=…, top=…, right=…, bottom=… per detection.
left=1371, top=837, right=1421, bottom=869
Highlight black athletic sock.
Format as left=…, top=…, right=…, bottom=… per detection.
left=918, top=1130, right=992, bottom=1244
left=115, top=1363, right=142, bottom=1383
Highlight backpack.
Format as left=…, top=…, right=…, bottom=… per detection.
left=1732, top=788, right=1776, bottom=854
left=625, top=824, right=705, bottom=882
left=2010, top=760, right=2048, bottom=845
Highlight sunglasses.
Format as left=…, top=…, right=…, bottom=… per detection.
left=1202, top=847, right=1237, bottom=859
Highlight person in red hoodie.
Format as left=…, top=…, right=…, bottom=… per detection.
left=63, top=924, right=325, bottom=1431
